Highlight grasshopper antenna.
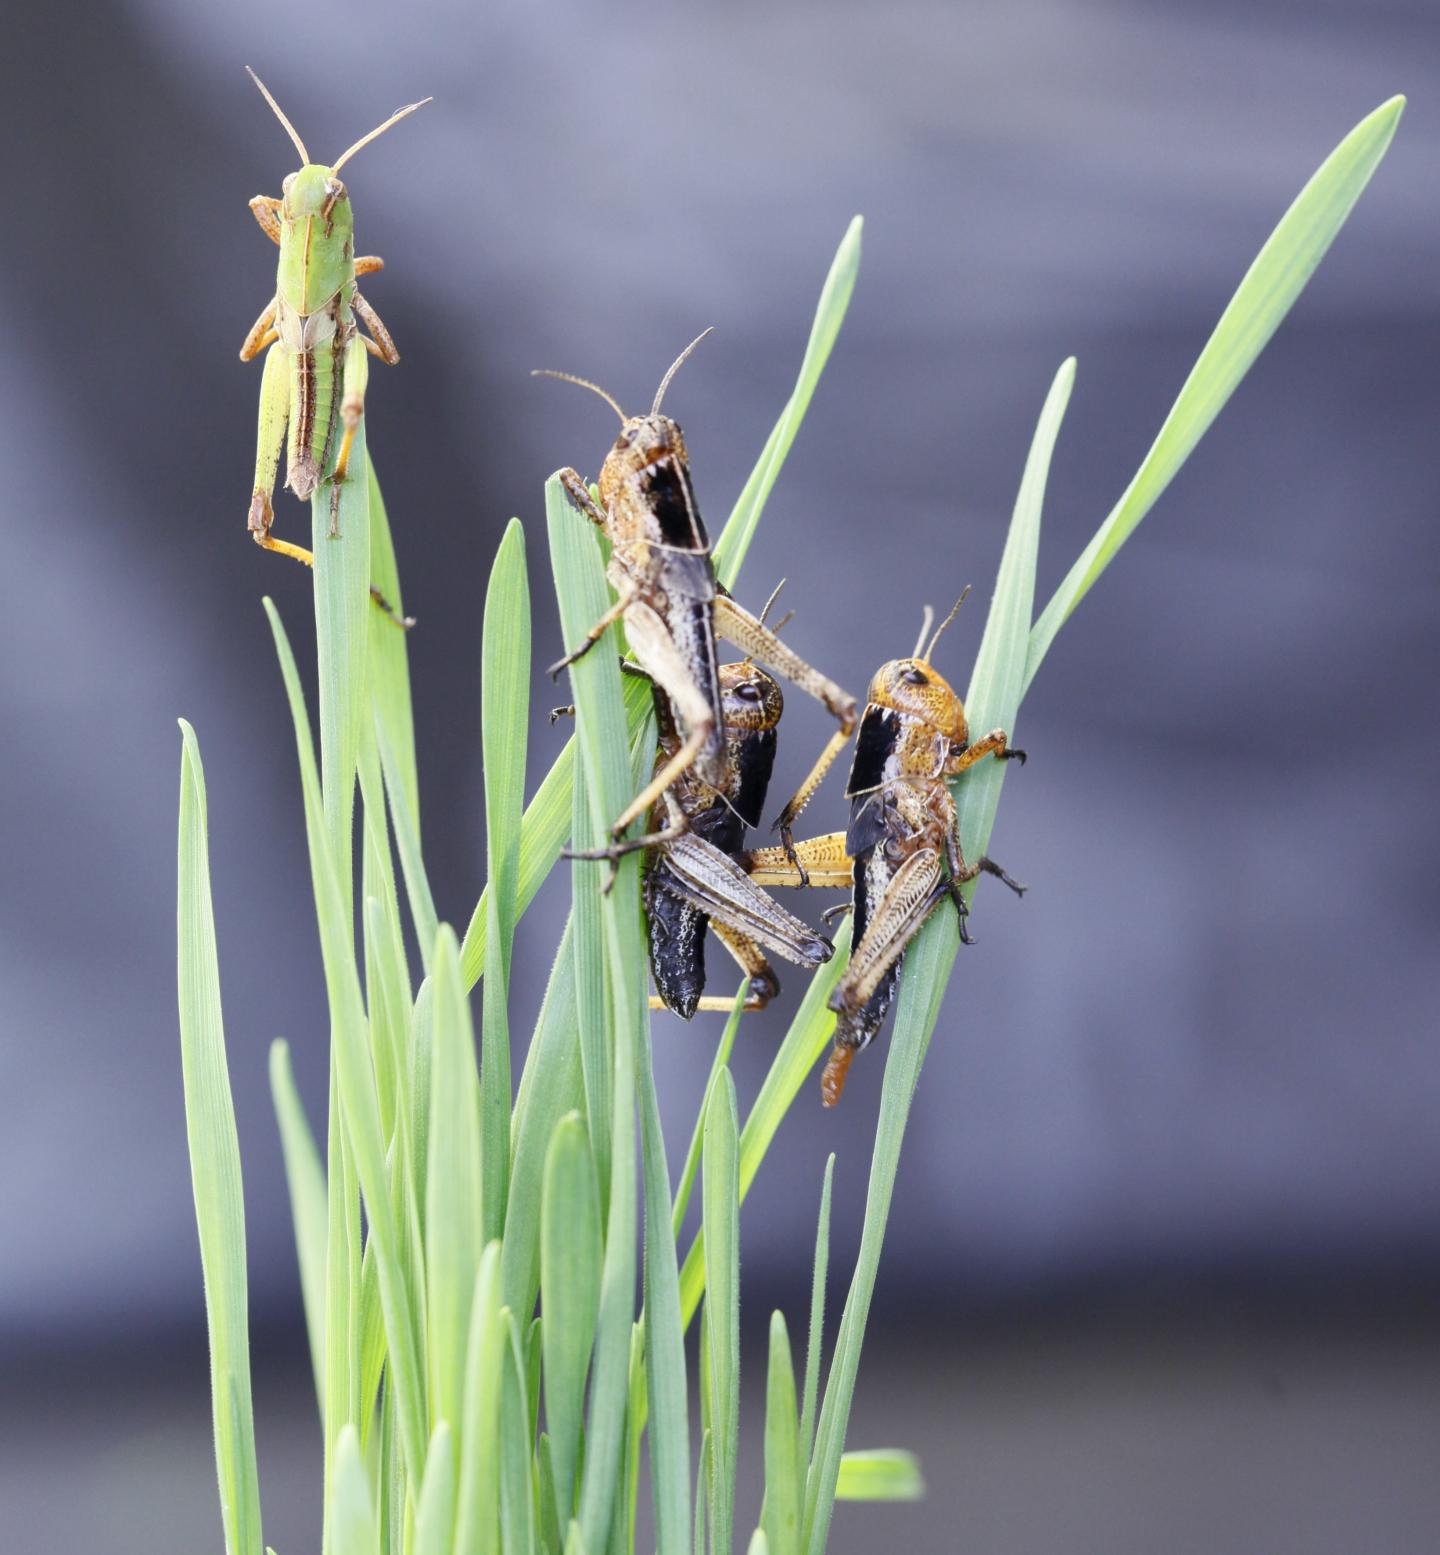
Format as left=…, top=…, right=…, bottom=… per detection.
left=246, top=67, right=311, bottom=165
left=757, top=578, right=788, bottom=629
left=911, top=605, right=935, bottom=660
left=652, top=327, right=714, bottom=415
left=332, top=97, right=434, bottom=173
left=922, top=586, right=971, bottom=663
left=531, top=370, right=627, bottom=424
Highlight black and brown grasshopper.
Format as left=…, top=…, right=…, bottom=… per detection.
left=640, top=657, right=833, bottom=1016
left=557, top=589, right=834, bottom=1016
left=744, top=600, right=1027, bottom=1105
left=535, top=335, right=858, bottom=842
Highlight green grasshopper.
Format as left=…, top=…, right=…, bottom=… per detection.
left=240, top=68, right=429, bottom=577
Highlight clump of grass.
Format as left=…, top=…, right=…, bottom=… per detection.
left=178, top=96, right=1401, bottom=1555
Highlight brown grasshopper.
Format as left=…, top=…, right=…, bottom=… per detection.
left=558, top=590, right=833, bottom=1015
left=535, top=334, right=858, bottom=842
left=744, top=599, right=1027, bottom=1105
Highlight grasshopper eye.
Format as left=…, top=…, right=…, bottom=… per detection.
left=325, top=178, right=346, bottom=200
left=900, top=666, right=929, bottom=687
left=735, top=683, right=763, bottom=703
left=281, top=172, right=297, bottom=195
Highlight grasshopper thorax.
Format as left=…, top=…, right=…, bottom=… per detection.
left=600, top=414, right=710, bottom=554
left=719, top=663, right=783, bottom=734
left=867, top=657, right=970, bottom=747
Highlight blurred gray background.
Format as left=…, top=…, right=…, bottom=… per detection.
left=2, top=0, right=1438, bottom=1550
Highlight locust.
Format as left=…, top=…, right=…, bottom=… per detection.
left=239, top=68, right=428, bottom=598
left=744, top=598, right=1028, bottom=1105
left=535, top=335, right=859, bottom=843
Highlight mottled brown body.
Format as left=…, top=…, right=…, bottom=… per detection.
left=544, top=347, right=857, bottom=843
left=746, top=634, right=1026, bottom=1105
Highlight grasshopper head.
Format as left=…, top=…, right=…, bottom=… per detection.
left=867, top=657, right=970, bottom=747
left=719, top=662, right=783, bottom=734
left=282, top=165, right=351, bottom=224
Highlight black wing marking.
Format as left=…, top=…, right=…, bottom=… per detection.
left=845, top=705, right=899, bottom=798
left=644, top=457, right=711, bottom=553
left=646, top=866, right=708, bottom=1020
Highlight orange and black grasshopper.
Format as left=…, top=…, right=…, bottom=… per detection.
left=744, top=600, right=1027, bottom=1104
left=535, top=335, right=858, bottom=844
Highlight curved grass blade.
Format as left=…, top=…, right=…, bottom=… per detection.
left=329, top=1423, right=377, bottom=1555
left=455, top=1242, right=506, bottom=1555
left=482, top=518, right=531, bottom=1243
left=541, top=1111, right=603, bottom=1527
left=678, top=922, right=850, bottom=1330
left=703, top=1070, right=741, bottom=1555
left=426, top=924, right=483, bottom=1434
left=834, top=1450, right=924, bottom=1502
left=546, top=474, right=645, bottom=1553
left=763, top=1312, right=803, bottom=1555
left=801, top=359, right=1071, bottom=1555
left=264, top=599, right=428, bottom=1487
left=413, top=1422, right=457, bottom=1555
left=1025, top=96, right=1404, bottom=690
left=799, top=1155, right=834, bottom=1463
left=366, top=457, right=419, bottom=828
left=312, top=427, right=371, bottom=918
left=176, top=721, right=264, bottom=1555
left=500, top=1312, right=539, bottom=1555
left=714, top=216, right=863, bottom=587
left=268, top=1038, right=327, bottom=1417
left=672, top=983, right=747, bottom=1238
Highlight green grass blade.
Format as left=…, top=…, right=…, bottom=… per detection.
left=546, top=473, right=646, bottom=1555
left=413, top=1422, right=457, bottom=1555
left=638, top=1020, right=692, bottom=1554
left=703, top=1071, right=740, bottom=1555
left=1025, top=96, right=1404, bottom=690
left=176, top=721, right=264, bottom=1555
left=693, top=1430, right=710, bottom=1555
left=426, top=924, right=484, bottom=1433
left=763, top=1312, right=803, bottom=1555
left=377, top=714, right=440, bottom=976
left=713, top=217, right=863, bottom=588
left=743, top=1532, right=770, bottom=1555
left=366, top=457, right=420, bottom=832
left=329, top=1423, right=377, bottom=1555
left=503, top=919, right=584, bottom=1325
left=268, top=1038, right=327, bottom=1419
left=541, top=1111, right=603, bottom=1527
left=801, top=355, right=1069, bottom=1555
left=616, top=1321, right=646, bottom=1555
left=500, top=1312, right=539, bottom=1555
left=678, top=922, right=850, bottom=1329
left=265, top=599, right=428, bottom=1487
left=798, top=1155, right=834, bottom=1463
left=671, top=984, right=747, bottom=1238
left=572, top=760, right=612, bottom=1210
left=458, top=679, right=652, bottom=992
left=482, top=518, right=531, bottom=1243
left=455, top=1242, right=506, bottom=1555
left=323, top=1059, right=361, bottom=1527
left=833, top=1451, right=924, bottom=1502
left=312, top=429, right=371, bottom=920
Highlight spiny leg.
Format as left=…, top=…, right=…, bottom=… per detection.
left=953, top=727, right=1026, bottom=773
left=239, top=296, right=278, bottom=361
left=548, top=592, right=630, bottom=678
left=772, top=726, right=853, bottom=877
left=609, top=602, right=718, bottom=836
left=744, top=832, right=852, bottom=890
left=249, top=195, right=282, bottom=244
left=556, top=467, right=609, bottom=530
left=327, top=333, right=371, bottom=538
left=247, top=341, right=311, bottom=563
left=352, top=288, right=400, bottom=365
left=714, top=593, right=857, bottom=733
left=709, top=922, right=780, bottom=1010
